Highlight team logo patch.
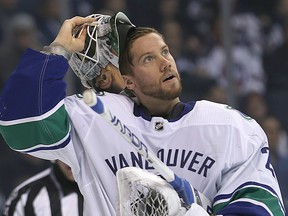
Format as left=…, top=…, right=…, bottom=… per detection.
left=225, top=105, right=253, bottom=120
left=155, top=121, right=164, bottom=131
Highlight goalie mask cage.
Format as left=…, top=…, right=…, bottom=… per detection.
left=116, top=167, right=187, bottom=216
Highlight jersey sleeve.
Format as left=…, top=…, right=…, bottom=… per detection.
left=212, top=108, right=286, bottom=215
left=0, top=48, right=71, bottom=160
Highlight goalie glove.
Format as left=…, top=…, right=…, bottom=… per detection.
left=116, top=167, right=212, bottom=216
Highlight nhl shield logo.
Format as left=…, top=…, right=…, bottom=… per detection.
left=155, top=121, right=164, bottom=131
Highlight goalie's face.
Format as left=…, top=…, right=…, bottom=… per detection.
left=124, top=32, right=182, bottom=102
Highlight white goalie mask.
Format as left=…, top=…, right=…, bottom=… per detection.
left=69, top=12, right=135, bottom=90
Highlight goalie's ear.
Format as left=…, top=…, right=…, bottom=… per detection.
left=122, top=75, right=135, bottom=90
left=94, top=70, right=112, bottom=90
left=94, top=64, right=126, bottom=93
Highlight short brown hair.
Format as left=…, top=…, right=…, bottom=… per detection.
left=119, top=27, right=164, bottom=75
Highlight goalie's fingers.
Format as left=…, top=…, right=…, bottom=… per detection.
left=69, top=16, right=95, bottom=28
left=50, top=16, right=95, bottom=52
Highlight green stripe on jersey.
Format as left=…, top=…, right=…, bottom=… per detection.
left=213, top=186, right=284, bottom=215
left=0, top=106, right=69, bottom=151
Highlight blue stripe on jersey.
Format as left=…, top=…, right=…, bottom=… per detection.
left=217, top=201, right=273, bottom=215
left=214, top=181, right=279, bottom=201
left=25, top=136, right=71, bottom=153
left=213, top=181, right=285, bottom=215
left=0, top=48, right=68, bottom=121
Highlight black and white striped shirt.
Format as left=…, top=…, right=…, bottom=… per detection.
left=2, top=163, right=83, bottom=216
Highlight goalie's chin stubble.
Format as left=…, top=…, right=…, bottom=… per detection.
left=141, top=78, right=182, bottom=100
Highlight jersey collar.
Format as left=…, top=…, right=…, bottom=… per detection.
left=133, top=101, right=196, bottom=122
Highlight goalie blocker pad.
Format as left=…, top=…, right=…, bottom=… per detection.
left=116, top=167, right=213, bottom=216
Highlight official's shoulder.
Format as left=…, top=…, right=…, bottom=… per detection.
left=12, top=167, right=52, bottom=191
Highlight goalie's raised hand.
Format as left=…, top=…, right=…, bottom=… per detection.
left=50, top=16, right=95, bottom=53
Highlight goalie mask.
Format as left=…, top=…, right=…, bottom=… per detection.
left=69, top=12, right=135, bottom=90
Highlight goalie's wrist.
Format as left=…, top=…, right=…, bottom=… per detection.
left=41, top=45, right=71, bottom=60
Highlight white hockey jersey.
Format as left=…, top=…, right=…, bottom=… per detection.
left=0, top=49, right=285, bottom=215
